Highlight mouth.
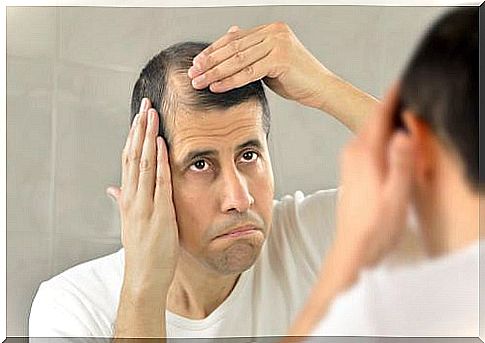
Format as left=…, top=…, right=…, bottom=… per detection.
left=215, top=225, right=260, bottom=240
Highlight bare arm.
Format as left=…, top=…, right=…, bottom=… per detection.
left=188, top=22, right=379, bottom=133
left=307, top=68, right=379, bottom=132
left=107, top=99, right=179, bottom=338
left=287, top=85, right=416, bottom=337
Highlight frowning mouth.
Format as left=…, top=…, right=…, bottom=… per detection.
left=214, top=225, right=260, bottom=240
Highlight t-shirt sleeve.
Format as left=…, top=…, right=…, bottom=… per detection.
left=29, top=279, right=104, bottom=338
left=269, top=189, right=338, bottom=276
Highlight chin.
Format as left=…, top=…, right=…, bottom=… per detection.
left=207, top=239, right=264, bottom=275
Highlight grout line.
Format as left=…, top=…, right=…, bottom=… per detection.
left=47, top=7, right=61, bottom=277
left=60, top=58, right=139, bottom=74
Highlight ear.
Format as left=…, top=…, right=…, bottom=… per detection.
left=402, top=110, right=437, bottom=188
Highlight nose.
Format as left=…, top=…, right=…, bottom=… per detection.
left=219, top=166, right=254, bottom=214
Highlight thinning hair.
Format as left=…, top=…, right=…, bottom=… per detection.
left=131, top=42, right=270, bottom=145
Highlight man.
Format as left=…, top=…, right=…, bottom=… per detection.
left=299, top=8, right=480, bottom=336
left=192, top=8, right=479, bottom=337
left=29, top=31, right=378, bottom=337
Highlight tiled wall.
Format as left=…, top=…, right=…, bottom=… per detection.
left=6, top=6, right=447, bottom=336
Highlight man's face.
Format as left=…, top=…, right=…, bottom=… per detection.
left=166, top=100, right=274, bottom=275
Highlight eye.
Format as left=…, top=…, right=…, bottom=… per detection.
left=189, top=159, right=209, bottom=172
left=239, top=151, right=258, bottom=163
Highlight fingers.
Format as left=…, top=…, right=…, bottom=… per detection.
left=154, top=137, right=174, bottom=209
left=137, top=108, right=159, bottom=201
left=121, top=114, right=137, bottom=191
left=124, top=99, right=150, bottom=199
left=196, top=24, right=266, bottom=64
left=383, top=131, right=415, bottom=234
left=227, top=25, right=240, bottom=33
left=189, top=29, right=269, bottom=88
left=367, top=83, right=401, bottom=151
left=357, top=83, right=401, bottom=178
left=209, top=56, right=268, bottom=93
left=386, top=132, right=415, bottom=200
left=188, top=25, right=268, bottom=82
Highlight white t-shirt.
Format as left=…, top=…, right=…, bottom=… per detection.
left=312, top=240, right=481, bottom=337
left=29, top=189, right=338, bottom=338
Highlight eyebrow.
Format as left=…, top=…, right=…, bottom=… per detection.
left=236, top=139, right=263, bottom=151
left=181, top=138, right=264, bottom=166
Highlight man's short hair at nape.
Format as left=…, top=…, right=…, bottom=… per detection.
left=400, top=8, right=479, bottom=190
left=131, top=42, right=271, bottom=145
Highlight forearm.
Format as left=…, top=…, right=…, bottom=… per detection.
left=114, top=282, right=168, bottom=338
left=310, top=67, right=379, bottom=133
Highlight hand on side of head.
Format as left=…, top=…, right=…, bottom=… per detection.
left=187, top=22, right=330, bottom=109
left=106, top=98, right=179, bottom=292
left=335, top=84, right=416, bottom=268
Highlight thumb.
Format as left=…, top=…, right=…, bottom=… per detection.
left=383, top=131, right=415, bottom=229
left=227, top=25, right=240, bottom=33
left=106, top=186, right=121, bottom=203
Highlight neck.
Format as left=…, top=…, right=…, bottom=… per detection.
left=421, top=173, right=479, bottom=256
left=166, top=250, right=240, bottom=319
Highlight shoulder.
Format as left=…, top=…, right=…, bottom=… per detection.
left=272, top=188, right=339, bottom=215
left=44, top=248, right=123, bottom=297
left=269, top=188, right=338, bottom=254
left=271, top=189, right=338, bottom=236
left=254, top=189, right=339, bottom=300
left=313, top=241, right=480, bottom=336
left=29, top=249, right=124, bottom=337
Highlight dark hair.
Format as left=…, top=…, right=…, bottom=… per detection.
left=400, top=8, right=479, bottom=189
left=131, top=42, right=270, bottom=145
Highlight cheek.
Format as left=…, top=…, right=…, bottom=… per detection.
left=171, top=177, right=212, bottom=247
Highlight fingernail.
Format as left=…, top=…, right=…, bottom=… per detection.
left=148, top=109, right=156, bottom=125
left=140, top=98, right=148, bottom=112
left=132, top=113, right=139, bottom=127
left=192, top=74, right=206, bottom=88
left=188, top=66, right=199, bottom=78
left=194, top=61, right=203, bottom=71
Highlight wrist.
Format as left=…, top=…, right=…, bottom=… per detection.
left=120, top=281, right=169, bottom=308
left=320, top=240, right=365, bottom=293
left=122, top=269, right=172, bottom=300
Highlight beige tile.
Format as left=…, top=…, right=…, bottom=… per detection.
left=267, top=92, right=351, bottom=198
left=51, top=233, right=121, bottom=277
left=54, top=64, right=132, bottom=239
left=7, top=7, right=57, bottom=59
left=59, top=7, right=163, bottom=71
left=7, top=58, right=53, bottom=233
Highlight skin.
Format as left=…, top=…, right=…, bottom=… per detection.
left=166, top=100, right=275, bottom=317
left=110, top=98, right=274, bottom=337
left=108, top=21, right=382, bottom=338
left=106, top=20, right=478, bottom=339
left=188, top=23, right=478, bottom=338
left=285, top=85, right=479, bottom=338
left=188, top=23, right=378, bottom=132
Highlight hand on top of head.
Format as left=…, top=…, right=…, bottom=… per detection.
left=187, top=22, right=332, bottom=110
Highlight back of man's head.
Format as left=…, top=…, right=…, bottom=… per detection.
left=400, top=8, right=479, bottom=190
left=131, top=42, right=270, bottom=145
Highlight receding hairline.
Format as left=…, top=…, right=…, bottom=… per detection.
left=162, top=92, right=267, bottom=144
left=130, top=41, right=271, bottom=147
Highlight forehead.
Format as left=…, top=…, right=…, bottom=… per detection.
left=166, top=100, right=266, bottom=158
